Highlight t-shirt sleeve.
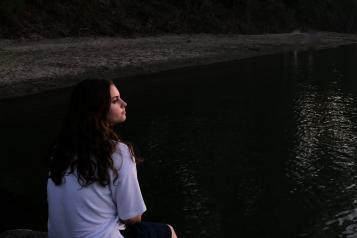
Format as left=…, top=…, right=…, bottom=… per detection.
left=110, top=143, right=147, bottom=220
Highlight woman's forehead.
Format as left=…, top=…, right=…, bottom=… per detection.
left=110, top=84, right=120, bottom=97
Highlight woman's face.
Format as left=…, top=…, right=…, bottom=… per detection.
left=107, top=84, right=127, bottom=125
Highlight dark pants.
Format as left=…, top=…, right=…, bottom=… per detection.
left=120, top=222, right=171, bottom=238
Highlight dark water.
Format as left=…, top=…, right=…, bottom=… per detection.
left=1, top=44, right=357, bottom=237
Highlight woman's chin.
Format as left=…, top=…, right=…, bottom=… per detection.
left=119, top=116, right=126, bottom=123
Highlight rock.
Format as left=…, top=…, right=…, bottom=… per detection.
left=0, top=229, right=47, bottom=238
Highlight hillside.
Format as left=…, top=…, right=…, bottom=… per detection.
left=1, top=0, right=357, bottom=39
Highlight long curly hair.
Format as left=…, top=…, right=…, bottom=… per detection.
left=48, top=78, right=140, bottom=187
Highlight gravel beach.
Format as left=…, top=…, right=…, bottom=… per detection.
left=1, top=32, right=357, bottom=100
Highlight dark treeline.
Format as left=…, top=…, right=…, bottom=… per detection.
left=1, top=0, right=357, bottom=38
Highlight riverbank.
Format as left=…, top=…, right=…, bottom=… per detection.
left=1, top=32, right=357, bottom=100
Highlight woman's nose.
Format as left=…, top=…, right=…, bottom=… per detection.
left=119, top=98, right=127, bottom=107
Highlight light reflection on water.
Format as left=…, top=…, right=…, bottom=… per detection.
left=287, top=49, right=357, bottom=237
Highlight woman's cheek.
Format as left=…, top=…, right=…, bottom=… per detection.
left=108, top=108, right=117, bottom=121
left=115, top=108, right=123, bottom=120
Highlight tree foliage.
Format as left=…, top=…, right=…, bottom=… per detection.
left=0, top=0, right=356, bottom=38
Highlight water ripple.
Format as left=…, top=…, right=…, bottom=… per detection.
left=287, top=78, right=357, bottom=236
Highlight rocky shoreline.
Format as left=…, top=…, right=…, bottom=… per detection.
left=1, top=32, right=357, bottom=100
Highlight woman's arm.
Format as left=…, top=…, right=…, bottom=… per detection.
left=121, top=214, right=143, bottom=225
left=111, top=143, right=147, bottom=224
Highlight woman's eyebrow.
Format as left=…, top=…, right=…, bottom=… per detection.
left=112, top=95, right=120, bottom=100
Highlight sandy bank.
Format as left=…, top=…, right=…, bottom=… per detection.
left=0, top=32, right=357, bottom=100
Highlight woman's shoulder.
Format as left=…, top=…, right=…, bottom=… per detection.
left=112, top=141, right=134, bottom=168
left=114, top=141, right=129, bottom=154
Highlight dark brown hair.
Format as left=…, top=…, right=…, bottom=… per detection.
left=48, top=78, right=140, bottom=187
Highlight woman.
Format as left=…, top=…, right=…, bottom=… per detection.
left=47, top=78, right=177, bottom=238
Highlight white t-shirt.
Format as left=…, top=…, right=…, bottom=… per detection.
left=47, top=142, right=147, bottom=238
